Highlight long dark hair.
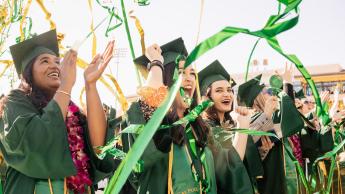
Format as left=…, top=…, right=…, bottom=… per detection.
left=164, top=62, right=210, bottom=148
left=6, top=58, right=50, bottom=112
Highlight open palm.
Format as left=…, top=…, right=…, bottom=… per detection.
left=84, top=40, right=115, bottom=84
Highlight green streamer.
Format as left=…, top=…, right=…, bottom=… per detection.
left=283, top=140, right=310, bottom=193
left=160, top=99, right=213, bottom=129
left=313, top=137, right=345, bottom=167
left=15, top=16, right=32, bottom=43
left=135, top=0, right=150, bottom=6
left=95, top=0, right=123, bottom=36
left=104, top=76, right=182, bottom=194
left=183, top=0, right=329, bottom=126
left=245, top=38, right=261, bottom=81
left=325, top=156, right=336, bottom=194
left=120, top=0, right=143, bottom=87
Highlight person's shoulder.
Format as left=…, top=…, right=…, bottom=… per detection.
left=6, top=89, right=26, bottom=100
left=3, top=89, right=32, bottom=111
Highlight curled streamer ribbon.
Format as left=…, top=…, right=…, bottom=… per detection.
left=87, top=0, right=97, bottom=57
left=19, top=0, right=33, bottom=41
left=0, top=60, right=13, bottom=78
left=129, top=10, right=145, bottom=55
left=105, top=73, right=129, bottom=112
left=35, top=0, right=56, bottom=29
left=95, top=0, right=123, bottom=37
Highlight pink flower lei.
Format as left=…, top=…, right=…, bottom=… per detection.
left=289, top=134, right=304, bottom=167
left=65, top=101, right=92, bottom=193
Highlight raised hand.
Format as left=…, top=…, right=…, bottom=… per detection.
left=84, top=40, right=115, bottom=85
left=59, top=49, right=78, bottom=91
left=231, top=106, right=251, bottom=129
left=260, top=136, right=274, bottom=152
left=281, top=62, right=294, bottom=83
left=264, top=96, right=279, bottom=118
left=145, top=44, right=164, bottom=64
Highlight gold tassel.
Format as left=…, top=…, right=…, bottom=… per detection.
left=64, top=178, right=67, bottom=194
left=168, top=144, right=174, bottom=194
left=48, top=178, right=54, bottom=194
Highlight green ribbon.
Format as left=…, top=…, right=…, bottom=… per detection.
left=221, top=128, right=310, bottom=192
left=283, top=140, right=310, bottom=193
left=120, top=0, right=143, bottom=87
left=185, top=125, right=211, bottom=192
left=245, top=38, right=261, bottom=82
left=15, top=16, right=33, bottom=43
left=135, top=0, right=150, bottom=6
left=160, top=100, right=213, bottom=129
left=104, top=76, right=183, bottom=194
left=179, top=87, right=193, bottom=107
left=182, top=0, right=329, bottom=126
left=95, top=0, right=123, bottom=37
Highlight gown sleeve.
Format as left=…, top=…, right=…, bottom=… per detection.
left=0, top=90, right=76, bottom=179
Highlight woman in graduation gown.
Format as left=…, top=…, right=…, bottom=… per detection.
left=122, top=38, right=223, bottom=194
left=0, top=30, right=117, bottom=193
left=198, top=60, right=263, bottom=194
left=122, top=38, right=217, bottom=194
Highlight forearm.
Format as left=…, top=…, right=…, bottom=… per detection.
left=85, top=83, right=107, bottom=147
left=232, top=133, right=248, bottom=161
left=53, top=84, right=72, bottom=120
left=145, top=64, right=164, bottom=88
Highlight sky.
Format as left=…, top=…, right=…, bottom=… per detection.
left=1, top=0, right=345, bottom=107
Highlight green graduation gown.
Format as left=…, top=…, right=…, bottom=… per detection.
left=0, top=89, right=116, bottom=194
left=122, top=102, right=217, bottom=194
left=206, top=119, right=257, bottom=194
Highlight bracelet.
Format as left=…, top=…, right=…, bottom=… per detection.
left=56, top=90, right=71, bottom=98
left=148, top=60, right=164, bottom=71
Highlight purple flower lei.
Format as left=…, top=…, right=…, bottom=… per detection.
left=65, top=102, right=92, bottom=193
left=289, top=134, right=304, bottom=167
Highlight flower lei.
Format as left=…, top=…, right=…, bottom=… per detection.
left=289, top=134, right=304, bottom=167
left=65, top=101, right=92, bottom=193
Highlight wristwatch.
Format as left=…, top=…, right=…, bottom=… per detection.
left=147, top=60, right=164, bottom=71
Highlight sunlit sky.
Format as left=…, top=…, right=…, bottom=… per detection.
left=1, top=0, right=344, bottom=107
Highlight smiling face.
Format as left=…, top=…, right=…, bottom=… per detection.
left=209, top=80, right=233, bottom=113
left=31, top=53, right=61, bottom=93
left=176, top=60, right=196, bottom=109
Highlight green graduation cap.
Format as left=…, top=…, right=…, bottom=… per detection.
left=133, top=37, right=188, bottom=78
left=237, top=74, right=265, bottom=107
left=294, top=89, right=305, bottom=99
left=10, top=29, right=59, bottom=76
left=198, top=60, right=236, bottom=96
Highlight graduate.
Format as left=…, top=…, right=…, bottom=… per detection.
left=122, top=38, right=218, bottom=194
left=236, top=66, right=305, bottom=194
left=198, top=60, right=260, bottom=194
left=0, top=29, right=117, bottom=194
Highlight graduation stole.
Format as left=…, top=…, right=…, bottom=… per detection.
left=65, top=101, right=92, bottom=193
left=184, top=125, right=211, bottom=193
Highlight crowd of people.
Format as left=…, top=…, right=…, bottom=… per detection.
left=0, top=29, right=344, bottom=194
